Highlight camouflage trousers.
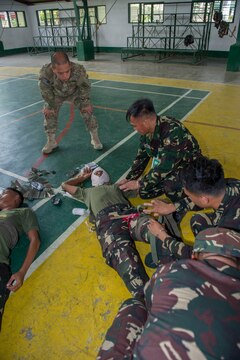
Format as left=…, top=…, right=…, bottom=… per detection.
left=95, top=204, right=150, bottom=298
left=43, top=95, right=98, bottom=134
left=0, top=263, right=11, bottom=331
left=97, top=298, right=147, bottom=360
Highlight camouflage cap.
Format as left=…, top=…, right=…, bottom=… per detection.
left=193, top=227, right=240, bottom=258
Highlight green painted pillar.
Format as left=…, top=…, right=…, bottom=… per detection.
left=226, top=19, right=240, bottom=72
left=76, top=40, right=94, bottom=61
left=74, top=0, right=94, bottom=61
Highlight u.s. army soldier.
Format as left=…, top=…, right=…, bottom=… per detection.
left=39, top=51, right=103, bottom=154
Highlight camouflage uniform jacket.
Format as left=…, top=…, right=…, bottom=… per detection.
left=126, top=115, right=201, bottom=197
left=38, top=62, right=91, bottom=109
left=175, top=179, right=240, bottom=231
left=133, top=258, right=240, bottom=359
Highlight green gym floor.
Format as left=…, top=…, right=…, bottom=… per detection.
left=0, top=56, right=240, bottom=359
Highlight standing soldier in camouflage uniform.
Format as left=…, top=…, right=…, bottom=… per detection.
left=119, top=98, right=201, bottom=201
left=97, top=227, right=240, bottom=360
left=144, top=156, right=240, bottom=235
left=61, top=167, right=150, bottom=299
left=39, top=51, right=103, bottom=154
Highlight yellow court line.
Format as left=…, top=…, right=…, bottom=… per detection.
left=1, top=66, right=240, bottom=90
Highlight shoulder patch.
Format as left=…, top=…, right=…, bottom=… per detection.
left=41, top=77, right=51, bottom=86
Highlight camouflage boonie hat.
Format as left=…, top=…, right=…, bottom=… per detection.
left=193, top=227, right=240, bottom=258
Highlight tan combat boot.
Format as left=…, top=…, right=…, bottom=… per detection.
left=90, top=129, right=103, bottom=150
left=42, top=133, right=58, bottom=154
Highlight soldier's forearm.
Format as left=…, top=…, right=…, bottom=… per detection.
left=163, top=237, right=192, bottom=259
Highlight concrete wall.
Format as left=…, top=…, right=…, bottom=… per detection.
left=0, top=0, right=239, bottom=52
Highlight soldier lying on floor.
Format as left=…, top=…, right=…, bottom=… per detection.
left=62, top=166, right=151, bottom=300
left=0, top=188, right=40, bottom=330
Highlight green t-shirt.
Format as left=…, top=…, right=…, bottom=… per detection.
left=74, top=184, right=131, bottom=217
left=0, top=208, right=39, bottom=265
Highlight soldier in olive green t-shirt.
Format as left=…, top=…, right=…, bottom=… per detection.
left=0, top=188, right=40, bottom=330
left=62, top=167, right=150, bottom=299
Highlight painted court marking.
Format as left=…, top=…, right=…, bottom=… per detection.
left=0, top=78, right=23, bottom=85
left=0, top=168, right=28, bottom=182
left=0, top=100, right=43, bottom=119
left=93, top=84, right=205, bottom=99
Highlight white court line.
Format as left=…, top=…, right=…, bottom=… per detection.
left=0, top=78, right=22, bottom=85
left=93, top=84, right=194, bottom=99
left=10, top=78, right=39, bottom=82
left=91, top=79, right=105, bottom=85
left=0, top=100, right=43, bottom=119
left=181, top=91, right=212, bottom=121
left=91, top=130, right=137, bottom=164
left=0, top=75, right=207, bottom=101
left=158, top=89, right=192, bottom=114
left=0, top=74, right=38, bottom=84
left=0, top=168, right=28, bottom=182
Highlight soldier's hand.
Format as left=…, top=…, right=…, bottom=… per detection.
left=6, top=272, right=24, bottom=292
left=80, top=167, right=92, bottom=180
left=143, top=199, right=176, bottom=216
left=82, top=104, right=93, bottom=115
left=43, top=108, right=56, bottom=117
left=117, top=178, right=128, bottom=186
left=147, top=219, right=168, bottom=241
left=119, top=180, right=140, bottom=191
